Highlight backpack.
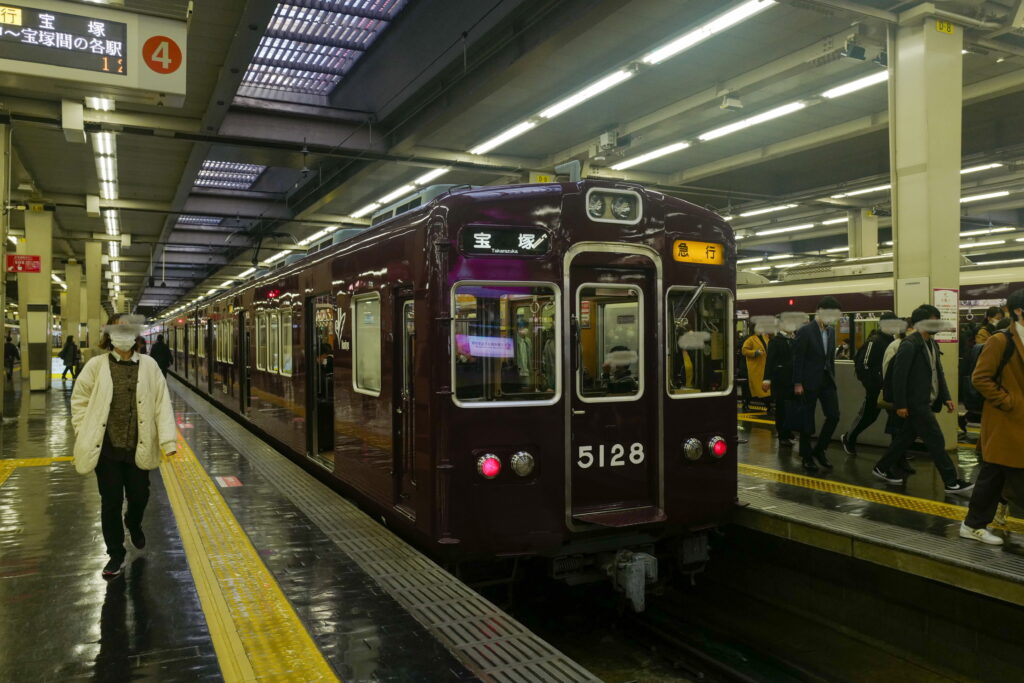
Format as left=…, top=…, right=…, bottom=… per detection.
left=880, top=337, right=919, bottom=408
left=990, top=329, right=1017, bottom=389
left=853, top=338, right=872, bottom=383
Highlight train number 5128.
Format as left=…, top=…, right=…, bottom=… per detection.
left=577, top=443, right=645, bottom=469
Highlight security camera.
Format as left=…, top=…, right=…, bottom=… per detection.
left=720, top=95, right=743, bottom=111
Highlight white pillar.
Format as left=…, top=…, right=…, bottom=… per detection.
left=65, top=259, right=82, bottom=349
left=20, top=206, right=54, bottom=391
left=85, top=241, right=103, bottom=362
left=847, top=208, right=879, bottom=258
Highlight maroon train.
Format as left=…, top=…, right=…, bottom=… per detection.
left=154, top=180, right=737, bottom=605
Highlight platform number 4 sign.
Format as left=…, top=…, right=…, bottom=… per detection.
left=143, top=35, right=183, bottom=74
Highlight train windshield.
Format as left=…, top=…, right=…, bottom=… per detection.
left=452, top=283, right=559, bottom=404
left=667, top=287, right=733, bottom=397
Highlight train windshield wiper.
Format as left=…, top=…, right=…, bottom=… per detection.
left=676, top=280, right=707, bottom=323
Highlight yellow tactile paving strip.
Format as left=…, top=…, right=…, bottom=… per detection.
left=739, top=463, right=1024, bottom=534
left=160, top=431, right=338, bottom=682
left=0, top=457, right=73, bottom=487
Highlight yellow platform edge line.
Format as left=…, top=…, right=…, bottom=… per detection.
left=0, top=457, right=75, bottom=488
left=161, top=430, right=338, bottom=683
left=739, top=463, right=1024, bottom=534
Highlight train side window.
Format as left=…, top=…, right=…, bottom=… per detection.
left=451, top=282, right=560, bottom=406
left=577, top=284, right=642, bottom=402
left=269, top=312, right=280, bottom=374
left=666, top=287, right=733, bottom=398
left=198, top=322, right=205, bottom=359
left=352, top=293, right=382, bottom=396
left=256, top=313, right=267, bottom=370
left=280, top=310, right=293, bottom=376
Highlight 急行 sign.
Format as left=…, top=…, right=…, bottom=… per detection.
left=0, top=4, right=127, bottom=75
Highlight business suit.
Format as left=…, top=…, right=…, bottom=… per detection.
left=792, top=321, right=839, bottom=466
left=765, top=333, right=796, bottom=441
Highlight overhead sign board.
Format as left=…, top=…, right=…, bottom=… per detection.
left=7, top=254, right=41, bottom=272
left=0, top=0, right=186, bottom=106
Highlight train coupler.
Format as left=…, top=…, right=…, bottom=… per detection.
left=603, top=549, right=658, bottom=612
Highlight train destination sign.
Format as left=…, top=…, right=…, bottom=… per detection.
left=461, top=227, right=550, bottom=256
left=672, top=240, right=724, bottom=265
left=0, top=5, right=127, bottom=75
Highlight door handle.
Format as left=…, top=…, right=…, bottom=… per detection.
left=572, top=409, right=586, bottom=415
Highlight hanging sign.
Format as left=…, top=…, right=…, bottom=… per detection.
left=6, top=254, right=41, bottom=272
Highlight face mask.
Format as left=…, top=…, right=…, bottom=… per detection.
left=915, top=319, right=945, bottom=334
left=816, top=309, right=841, bottom=325
left=108, top=330, right=137, bottom=351
left=880, top=320, right=907, bottom=336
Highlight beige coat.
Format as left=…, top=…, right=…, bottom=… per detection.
left=742, top=333, right=771, bottom=398
left=972, top=328, right=1024, bottom=468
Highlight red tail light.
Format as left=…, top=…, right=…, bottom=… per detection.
left=477, top=454, right=501, bottom=479
left=709, top=436, right=727, bottom=458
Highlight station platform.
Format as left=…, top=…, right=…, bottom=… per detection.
left=0, top=371, right=595, bottom=682
left=736, top=409, right=1024, bottom=607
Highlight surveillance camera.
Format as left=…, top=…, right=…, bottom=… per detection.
left=720, top=95, right=743, bottom=111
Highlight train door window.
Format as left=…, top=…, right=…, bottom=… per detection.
left=269, top=312, right=280, bottom=374
left=280, top=310, right=293, bottom=376
left=256, top=313, right=267, bottom=370
left=198, top=322, right=205, bottom=358
left=228, top=317, right=235, bottom=365
left=451, top=282, right=559, bottom=406
left=666, top=287, right=733, bottom=397
left=577, top=284, right=642, bottom=401
left=352, top=293, right=381, bottom=396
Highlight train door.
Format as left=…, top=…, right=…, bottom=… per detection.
left=305, top=294, right=335, bottom=470
left=567, top=248, right=664, bottom=527
left=393, top=296, right=416, bottom=519
left=239, top=310, right=252, bottom=415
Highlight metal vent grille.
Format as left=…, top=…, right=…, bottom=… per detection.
left=194, top=160, right=267, bottom=190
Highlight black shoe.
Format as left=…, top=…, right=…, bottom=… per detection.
left=778, top=439, right=794, bottom=447
left=872, top=466, right=904, bottom=485
left=840, top=433, right=857, bottom=456
left=814, top=451, right=833, bottom=469
left=102, top=557, right=125, bottom=579
left=125, top=519, right=146, bottom=550
left=898, top=462, right=916, bottom=475
left=802, top=456, right=819, bottom=472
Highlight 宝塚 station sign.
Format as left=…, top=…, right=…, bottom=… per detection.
left=0, top=1, right=186, bottom=106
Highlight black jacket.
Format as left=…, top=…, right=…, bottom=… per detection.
left=765, top=334, right=795, bottom=397
left=891, top=333, right=951, bottom=412
left=857, top=331, right=894, bottom=388
left=792, top=321, right=836, bottom=392
left=150, top=341, right=173, bottom=370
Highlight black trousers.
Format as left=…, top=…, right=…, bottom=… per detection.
left=965, top=463, right=1024, bottom=528
left=799, top=377, right=839, bottom=456
left=774, top=393, right=793, bottom=440
left=846, top=385, right=882, bottom=447
left=876, top=408, right=957, bottom=485
left=95, top=457, right=150, bottom=559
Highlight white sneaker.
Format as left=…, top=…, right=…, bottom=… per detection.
left=994, top=502, right=1009, bottom=528
left=959, top=523, right=1004, bottom=546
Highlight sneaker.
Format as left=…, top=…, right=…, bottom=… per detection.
left=898, top=462, right=916, bottom=475
left=102, top=557, right=126, bottom=578
left=840, top=433, right=857, bottom=456
left=872, top=466, right=904, bottom=485
left=959, top=523, right=1003, bottom=546
left=994, top=502, right=1009, bottom=527
left=778, top=438, right=794, bottom=447
left=125, top=519, right=146, bottom=550
left=945, top=480, right=975, bottom=496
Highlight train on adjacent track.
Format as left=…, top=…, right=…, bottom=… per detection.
left=151, top=180, right=738, bottom=610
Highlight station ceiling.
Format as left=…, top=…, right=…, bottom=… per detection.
left=4, top=0, right=1024, bottom=315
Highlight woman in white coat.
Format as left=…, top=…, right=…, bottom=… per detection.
left=71, top=314, right=177, bottom=578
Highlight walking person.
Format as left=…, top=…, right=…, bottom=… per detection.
left=59, top=336, right=80, bottom=381
left=961, top=289, right=1024, bottom=545
left=4, top=334, right=19, bottom=382
left=974, top=305, right=1004, bottom=346
left=792, top=297, right=843, bottom=471
left=841, top=312, right=904, bottom=455
left=70, top=314, right=177, bottom=579
left=743, top=318, right=774, bottom=414
left=872, top=305, right=973, bottom=493
left=149, top=334, right=173, bottom=377
left=763, top=312, right=805, bottom=447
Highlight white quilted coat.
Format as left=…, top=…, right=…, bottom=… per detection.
left=70, top=352, right=177, bottom=474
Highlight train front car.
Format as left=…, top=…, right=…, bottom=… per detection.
left=438, top=180, right=736, bottom=610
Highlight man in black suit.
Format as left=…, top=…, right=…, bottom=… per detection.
left=792, top=296, right=843, bottom=471
left=763, top=311, right=806, bottom=447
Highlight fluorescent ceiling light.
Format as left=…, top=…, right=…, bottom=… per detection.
left=961, top=190, right=1010, bottom=203
left=755, top=222, right=815, bottom=236
left=238, top=267, right=256, bottom=278
left=415, top=168, right=450, bottom=185
left=734, top=234, right=746, bottom=240
left=96, top=156, right=116, bottom=182
left=749, top=265, right=772, bottom=271
left=973, top=257, right=1024, bottom=266
left=262, top=249, right=291, bottom=265
left=206, top=289, right=217, bottom=296
left=220, top=281, right=235, bottom=288
left=882, top=240, right=894, bottom=246
left=85, top=96, right=115, bottom=111
left=820, top=70, right=888, bottom=99
left=775, top=261, right=808, bottom=269
left=350, top=202, right=380, bottom=219
left=738, top=203, right=798, bottom=218
left=7, top=236, right=15, bottom=245
left=642, top=0, right=776, bottom=65
left=469, top=121, right=537, bottom=155
left=821, top=217, right=848, bottom=225
left=299, top=227, right=335, bottom=246
left=378, top=184, right=416, bottom=205
left=720, top=215, right=734, bottom=221
left=51, top=273, right=62, bottom=283
left=737, top=257, right=764, bottom=264
left=825, top=246, right=849, bottom=253
left=698, top=101, right=806, bottom=141
left=539, top=70, right=634, bottom=119
left=959, top=226, right=1014, bottom=237
left=610, top=141, right=690, bottom=170
left=959, top=240, right=1005, bottom=249
left=99, top=182, right=117, bottom=200
left=92, top=132, right=114, bottom=155
left=830, top=184, right=890, bottom=199
left=767, top=253, right=795, bottom=260
left=960, top=163, right=1003, bottom=175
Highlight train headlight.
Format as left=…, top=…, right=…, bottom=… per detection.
left=709, top=436, right=727, bottom=458
left=610, top=195, right=638, bottom=221
left=683, top=438, right=703, bottom=460
left=587, top=193, right=605, bottom=218
left=477, top=454, right=502, bottom=479
left=510, top=451, right=535, bottom=477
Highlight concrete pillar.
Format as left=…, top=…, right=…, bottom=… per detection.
left=85, top=241, right=103, bottom=362
left=65, top=259, right=82, bottom=350
left=0, top=122, right=7, bottom=407
left=19, top=207, right=53, bottom=391
left=847, top=208, right=879, bottom=257
left=889, top=9, right=963, bottom=449
left=78, top=281, right=87, bottom=346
